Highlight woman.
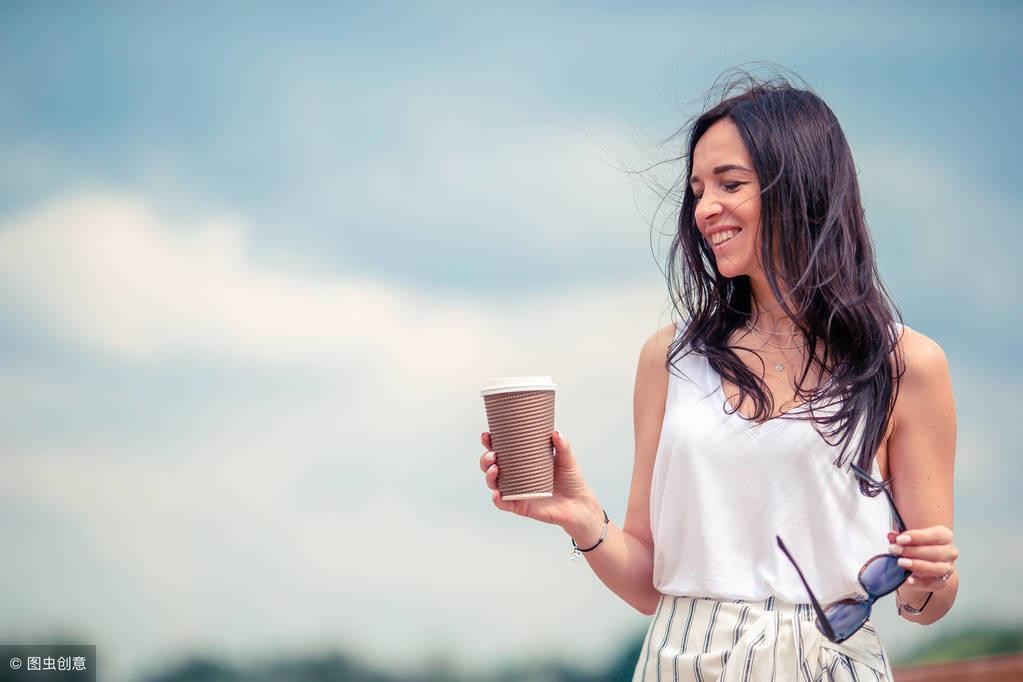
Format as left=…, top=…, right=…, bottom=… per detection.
left=478, top=72, right=958, bottom=681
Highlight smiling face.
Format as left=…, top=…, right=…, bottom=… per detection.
left=689, top=117, right=764, bottom=280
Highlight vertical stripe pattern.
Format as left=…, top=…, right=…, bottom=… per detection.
left=632, top=595, right=894, bottom=682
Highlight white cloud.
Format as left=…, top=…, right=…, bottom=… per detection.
left=0, top=190, right=672, bottom=680
left=0, top=191, right=409, bottom=364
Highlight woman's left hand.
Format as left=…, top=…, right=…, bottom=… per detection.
left=887, top=525, right=958, bottom=590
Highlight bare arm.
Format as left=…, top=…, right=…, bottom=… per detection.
left=886, top=327, right=959, bottom=624
left=563, top=323, right=675, bottom=615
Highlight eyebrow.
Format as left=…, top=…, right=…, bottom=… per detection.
left=689, top=164, right=754, bottom=185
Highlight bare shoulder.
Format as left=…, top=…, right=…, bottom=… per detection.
left=638, top=322, right=678, bottom=368
left=895, top=324, right=952, bottom=395
left=633, top=322, right=677, bottom=404
left=890, top=324, right=956, bottom=469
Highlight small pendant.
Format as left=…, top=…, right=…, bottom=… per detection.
left=774, top=362, right=785, bottom=372
left=570, top=547, right=582, bottom=561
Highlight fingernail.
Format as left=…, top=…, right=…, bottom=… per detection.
left=888, top=544, right=903, bottom=555
left=895, top=534, right=912, bottom=545
left=488, top=464, right=495, bottom=473
left=897, top=558, right=912, bottom=569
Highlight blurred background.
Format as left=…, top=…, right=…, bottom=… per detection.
left=0, top=2, right=1020, bottom=681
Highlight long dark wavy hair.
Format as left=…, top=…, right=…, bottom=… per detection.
left=662, top=67, right=906, bottom=497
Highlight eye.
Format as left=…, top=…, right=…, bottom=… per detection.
left=691, top=181, right=745, bottom=202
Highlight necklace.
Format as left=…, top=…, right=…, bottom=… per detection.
left=744, top=320, right=806, bottom=372
left=747, top=320, right=801, bottom=336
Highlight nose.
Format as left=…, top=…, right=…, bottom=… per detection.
left=694, top=191, right=722, bottom=226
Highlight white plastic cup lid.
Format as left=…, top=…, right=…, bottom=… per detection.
left=480, top=376, right=557, bottom=397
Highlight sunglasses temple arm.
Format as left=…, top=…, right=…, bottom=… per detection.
left=850, top=463, right=907, bottom=532
left=880, top=486, right=907, bottom=532
left=775, top=536, right=838, bottom=642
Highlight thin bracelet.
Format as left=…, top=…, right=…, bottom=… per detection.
left=896, top=588, right=933, bottom=616
left=569, top=508, right=609, bottom=561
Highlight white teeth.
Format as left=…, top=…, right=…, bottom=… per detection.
left=711, top=229, right=741, bottom=245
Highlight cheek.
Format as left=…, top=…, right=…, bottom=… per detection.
left=739, top=198, right=762, bottom=249
left=739, top=195, right=761, bottom=224
left=737, top=222, right=765, bottom=267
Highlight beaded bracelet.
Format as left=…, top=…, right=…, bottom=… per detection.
left=569, top=508, right=609, bottom=561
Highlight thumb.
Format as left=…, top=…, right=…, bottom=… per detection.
left=552, top=430, right=575, bottom=464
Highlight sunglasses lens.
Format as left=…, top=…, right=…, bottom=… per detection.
left=823, top=599, right=871, bottom=641
left=861, top=555, right=910, bottom=598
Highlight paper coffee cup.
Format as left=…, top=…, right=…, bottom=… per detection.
left=480, top=376, right=557, bottom=500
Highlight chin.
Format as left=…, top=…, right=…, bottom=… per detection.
left=714, top=254, right=753, bottom=279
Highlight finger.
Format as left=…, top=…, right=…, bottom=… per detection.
left=893, top=525, right=954, bottom=547
left=552, top=430, right=576, bottom=467
left=907, top=574, right=954, bottom=590
left=485, top=463, right=498, bottom=490
left=888, top=543, right=959, bottom=563
left=491, top=488, right=518, bottom=514
left=552, top=430, right=568, bottom=452
left=479, top=449, right=495, bottom=473
left=897, top=557, right=955, bottom=579
left=481, top=432, right=492, bottom=448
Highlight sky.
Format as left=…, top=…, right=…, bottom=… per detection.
left=0, top=2, right=1021, bottom=680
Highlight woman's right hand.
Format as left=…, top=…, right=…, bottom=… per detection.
left=479, top=430, right=600, bottom=533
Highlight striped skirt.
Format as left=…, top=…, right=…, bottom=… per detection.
left=632, top=594, right=895, bottom=682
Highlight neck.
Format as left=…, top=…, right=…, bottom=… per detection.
left=748, top=279, right=801, bottom=337
left=744, top=273, right=826, bottom=374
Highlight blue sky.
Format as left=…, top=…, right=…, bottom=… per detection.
left=1, top=3, right=1021, bottom=680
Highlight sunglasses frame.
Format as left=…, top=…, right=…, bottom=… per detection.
left=775, top=463, right=909, bottom=643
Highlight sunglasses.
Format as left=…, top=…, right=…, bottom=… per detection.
left=775, top=463, right=928, bottom=643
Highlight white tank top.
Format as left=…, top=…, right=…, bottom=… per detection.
left=649, top=321, right=898, bottom=604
